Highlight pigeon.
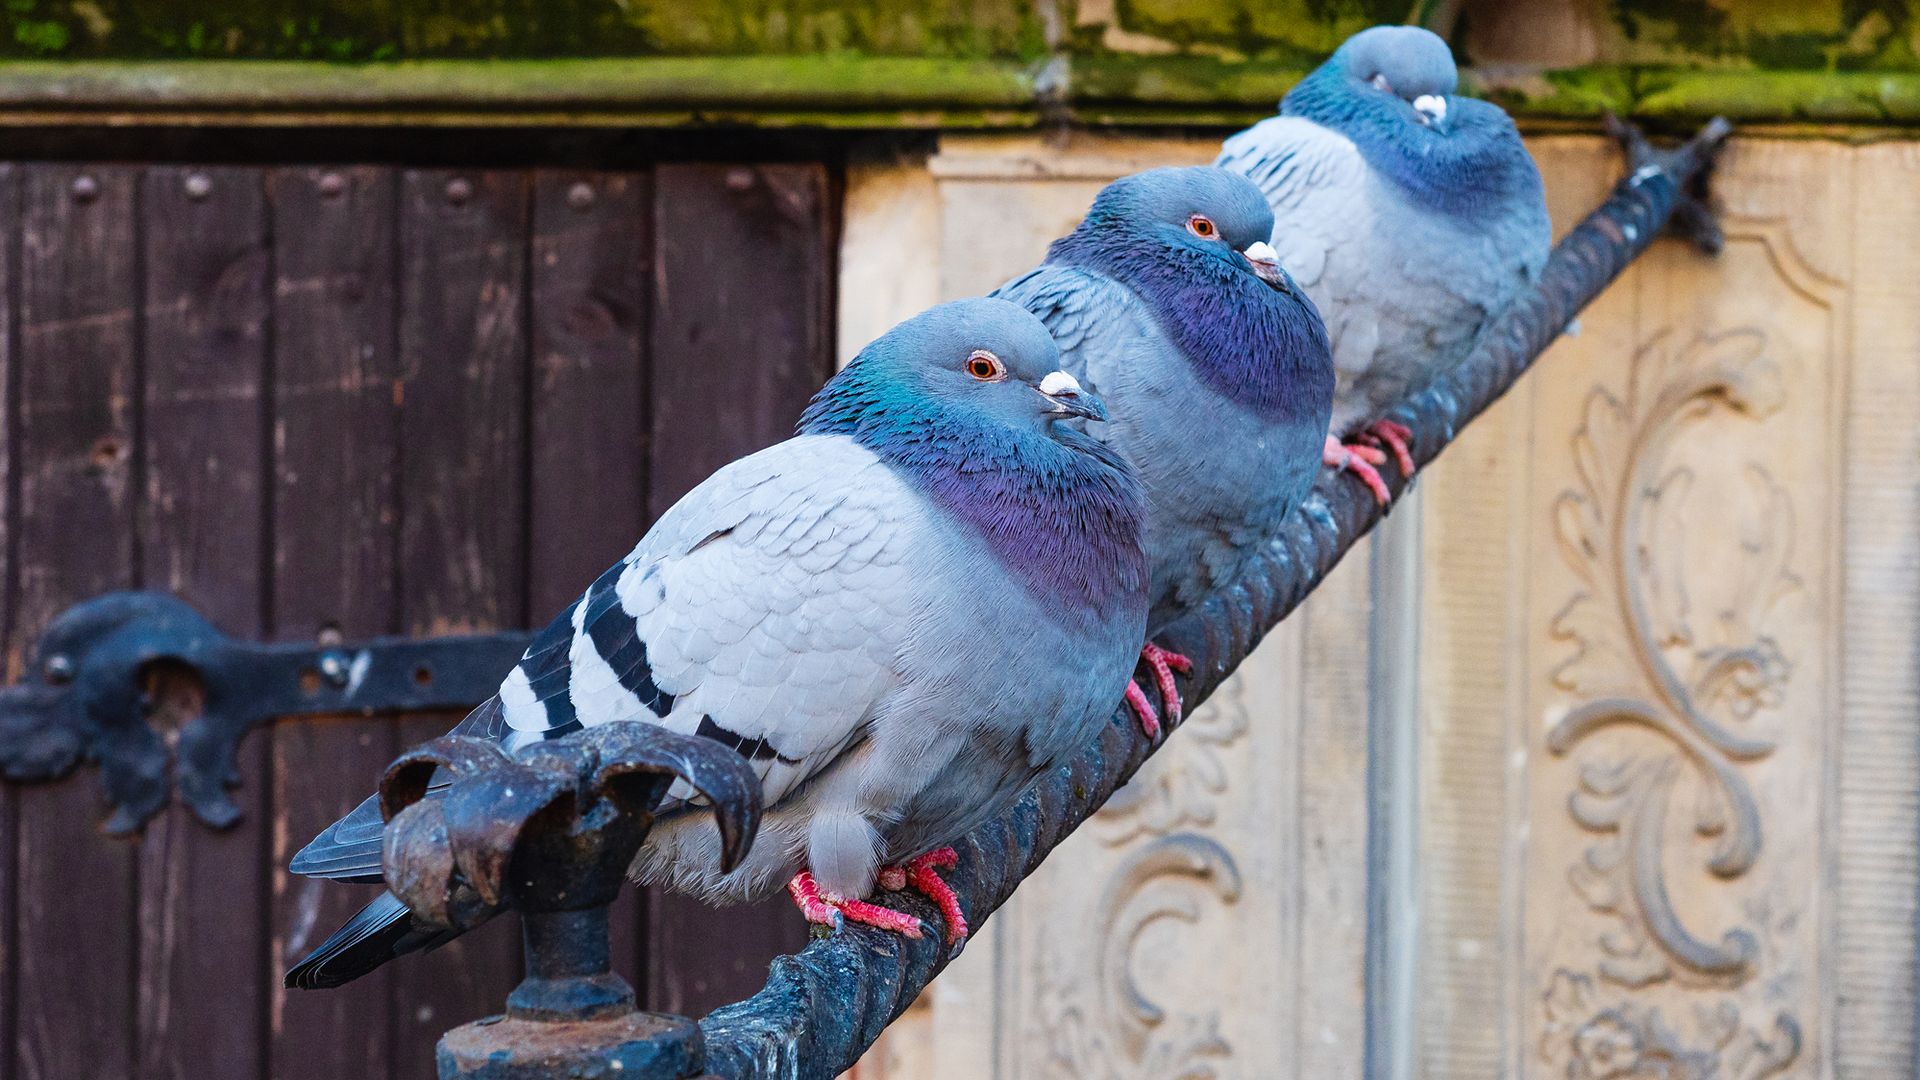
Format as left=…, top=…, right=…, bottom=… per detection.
left=994, top=166, right=1334, bottom=734
left=284, top=297, right=1149, bottom=988
left=1217, top=24, right=1550, bottom=503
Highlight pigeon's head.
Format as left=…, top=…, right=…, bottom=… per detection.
left=806, top=298, right=1108, bottom=439
left=1283, top=25, right=1537, bottom=209
left=1077, top=166, right=1295, bottom=293
left=1300, top=25, right=1457, bottom=130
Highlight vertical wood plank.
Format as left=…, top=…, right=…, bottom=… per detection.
left=0, top=161, right=19, bottom=1080
left=135, top=164, right=271, bottom=1080
left=646, top=162, right=831, bottom=1015
left=1838, top=140, right=1920, bottom=1075
left=266, top=165, right=401, bottom=1080
left=648, top=163, right=833, bottom=510
left=9, top=163, right=140, bottom=1080
left=390, top=168, right=530, bottom=1075
left=528, top=168, right=650, bottom=987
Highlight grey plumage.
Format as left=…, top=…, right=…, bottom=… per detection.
left=287, top=297, right=1148, bottom=987
left=994, top=166, right=1335, bottom=631
left=1217, top=25, right=1550, bottom=438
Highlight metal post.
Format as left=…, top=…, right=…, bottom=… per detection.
left=372, top=724, right=761, bottom=1080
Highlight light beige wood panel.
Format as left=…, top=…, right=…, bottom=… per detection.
left=912, top=132, right=1378, bottom=1080
left=839, top=132, right=1920, bottom=1080
left=1834, top=140, right=1920, bottom=1076
left=1514, top=137, right=1851, bottom=1078
left=1415, top=134, right=1629, bottom=1078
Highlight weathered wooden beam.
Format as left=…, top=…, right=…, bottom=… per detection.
left=0, top=58, right=1900, bottom=129
left=691, top=116, right=1733, bottom=1080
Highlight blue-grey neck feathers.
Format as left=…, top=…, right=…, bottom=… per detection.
left=1284, top=26, right=1541, bottom=216
left=801, top=299, right=1147, bottom=623
left=1044, top=166, right=1332, bottom=425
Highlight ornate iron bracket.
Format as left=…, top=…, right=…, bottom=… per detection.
left=0, top=590, right=532, bottom=834
left=379, top=723, right=761, bottom=1079
left=671, top=117, right=1732, bottom=1079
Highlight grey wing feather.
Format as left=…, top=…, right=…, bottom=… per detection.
left=1216, top=116, right=1367, bottom=293
left=993, top=264, right=1154, bottom=395
left=292, top=434, right=922, bottom=884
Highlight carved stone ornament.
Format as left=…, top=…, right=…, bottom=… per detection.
left=1545, top=327, right=1801, bottom=1072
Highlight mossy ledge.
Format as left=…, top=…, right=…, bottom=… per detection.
left=0, top=57, right=1913, bottom=127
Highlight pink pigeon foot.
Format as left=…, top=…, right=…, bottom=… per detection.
left=1124, top=682, right=1161, bottom=740
left=1139, top=641, right=1192, bottom=725
left=877, top=847, right=969, bottom=946
left=787, top=871, right=924, bottom=938
left=1325, top=434, right=1392, bottom=506
left=1363, top=420, right=1415, bottom=478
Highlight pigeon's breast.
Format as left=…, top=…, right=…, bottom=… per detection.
left=1091, top=337, right=1323, bottom=626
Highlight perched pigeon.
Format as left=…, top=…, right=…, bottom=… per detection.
left=1217, top=25, right=1550, bottom=503
left=994, top=166, right=1334, bottom=734
left=285, top=298, right=1148, bottom=987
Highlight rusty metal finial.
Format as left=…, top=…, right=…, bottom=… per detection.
left=378, top=723, right=761, bottom=1080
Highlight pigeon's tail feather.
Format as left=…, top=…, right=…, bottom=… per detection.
left=283, top=891, right=462, bottom=990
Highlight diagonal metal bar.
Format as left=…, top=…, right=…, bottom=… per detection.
left=691, top=117, right=1733, bottom=1080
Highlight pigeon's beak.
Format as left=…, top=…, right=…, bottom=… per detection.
left=1038, top=370, right=1107, bottom=423
left=1241, top=241, right=1291, bottom=293
left=1413, top=94, right=1448, bottom=127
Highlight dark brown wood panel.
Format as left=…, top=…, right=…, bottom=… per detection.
left=0, top=153, right=839, bottom=1078
left=648, top=163, right=834, bottom=514
left=391, top=168, right=531, bottom=1075
left=645, top=162, right=833, bottom=1017
left=135, top=164, right=271, bottom=1080
left=528, top=168, right=651, bottom=987
left=9, top=163, right=141, bottom=1080
left=0, top=161, right=19, bottom=1080
left=266, top=165, right=402, bottom=1080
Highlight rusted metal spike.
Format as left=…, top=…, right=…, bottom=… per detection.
left=582, top=723, right=762, bottom=873
left=379, top=735, right=515, bottom=820
left=378, top=723, right=761, bottom=1078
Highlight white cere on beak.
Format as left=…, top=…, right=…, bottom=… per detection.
left=1243, top=240, right=1279, bottom=264
left=1040, top=370, right=1082, bottom=397
left=1413, top=94, right=1447, bottom=124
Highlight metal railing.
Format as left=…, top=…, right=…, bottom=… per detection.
left=384, top=116, right=1733, bottom=1080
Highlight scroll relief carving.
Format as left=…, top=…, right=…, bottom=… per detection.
left=1542, top=328, right=1803, bottom=1074
left=1038, top=674, right=1251, bottom=1078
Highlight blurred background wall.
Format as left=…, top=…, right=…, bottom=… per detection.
left=0, top=2, right=1914, bottom=1078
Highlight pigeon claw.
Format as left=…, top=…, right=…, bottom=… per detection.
left=1139, top=641, right=1191, bottom=727
left=903, top=847, right=969, bottom=947
left=1364, top=420, right=1415, bottom=478
left=1325, top=434, right=1392, bottom=506
left=787, top=870, right=924, bottom=939
left=1124, top=681, right=1161, bottom=741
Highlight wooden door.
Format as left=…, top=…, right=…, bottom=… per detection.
left=0, top=157, right=836, bottom=1079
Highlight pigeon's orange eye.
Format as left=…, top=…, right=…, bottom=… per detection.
left=1187, top=214, right=1219, bottom=240
left=966, top=350, right=1005, bottom=381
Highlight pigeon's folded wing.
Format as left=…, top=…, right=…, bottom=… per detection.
left=1216, top=116, right=1368, bottom=293
left=993, top=264, right=1151, bottom=392
left=291, top=435, right=919, bottom=882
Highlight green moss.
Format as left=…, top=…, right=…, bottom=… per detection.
left=1073, top=54, right=1304, bottom=108
left=1637, top=67, right=1920, bottom=120
left=0, top=55, right=1040, bottom=113
left=0, top=0, right=1047, bottom=60
left=1101, top=0, right=1387, bottom=64
left=1472, top=63, right=1920, bottom=122
left=0, top=52, right=1916, bottom=129
left=13, top=18, right=69, bottom=52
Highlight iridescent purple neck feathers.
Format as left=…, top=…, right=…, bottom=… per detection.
left=1046, top=220, right=1331, bottom=425
left=800, top=365, right=1147, bottom=622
